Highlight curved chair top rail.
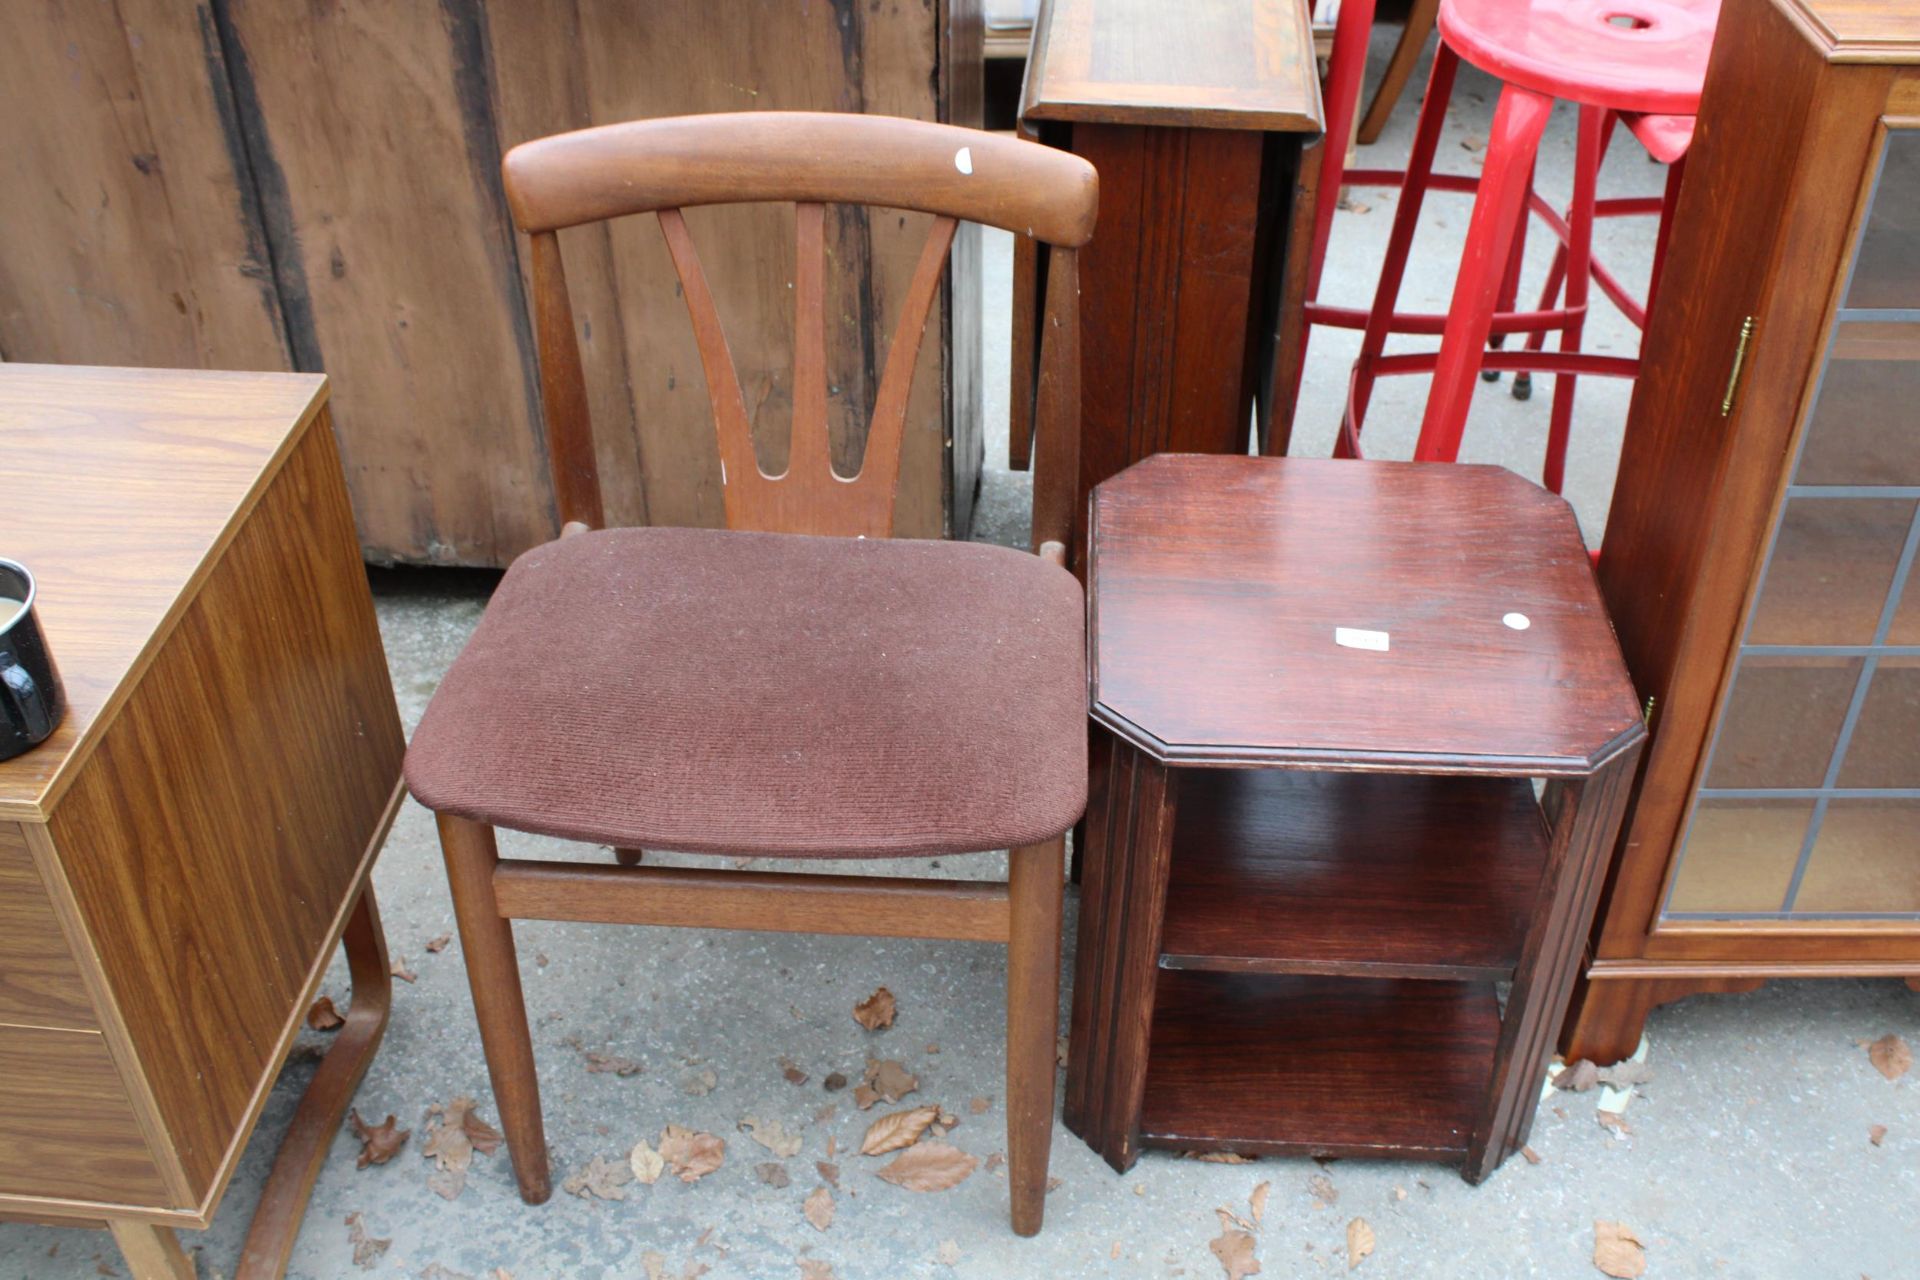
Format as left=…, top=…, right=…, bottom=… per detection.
left=502, top=112, right=1098, bottom=247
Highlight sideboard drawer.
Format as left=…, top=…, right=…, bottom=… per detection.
left=0, top=1026, right=169, bottom=1205
left=0, top=824, right=96, bottom=1031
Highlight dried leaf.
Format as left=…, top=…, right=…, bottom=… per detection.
left=307, top=996, right=345, bottom=1031
left=799, top=1261, right=835, bottom=1280
left=428, top=1167, right=467, bottom=1200
left=803, top=1186, right=835, bottom=1231
left=740, top=1115, right=804, bottom=1158
left=420, top=1265, right=473, bottom=1280
left=860, top=1105, right=939, bottom=1156
left=968, top=1096, right=991, bottom=1115
left=585, top=1051, right=644, bottom=1077
left=935, top=1239, right=961, bottom=1266
left=1187, top=1150, right=1255, bottom=1164
left=984, top=1152, right=1004, bottom=1172
left=1217, top=1207, right=1253, bottom=1234
left=1346, top=1219, right=1375, bottom=1270
left=875, top=1141, right=978, bottom=1192
left=562, top=1155, right=632, bottom=1201
left=1592, top=1221, right=1646, bottom=1278
left=1248, top=1180, right=1270, bottom=1226
left=659, top=1124, right=727, bottom=1183
left=344, top=1212, right=389, bottom=1269
left=757, top=1162, right=791, bottom=1188
left=630, top=1139, right=666, bottom=1185
left=853, top=987, right=898, bottom=1031
left=1597, top=1111, right=1632, bottom=1137
left=1209, top=1228, right=1260, bottom=1280
left=391, top=957, right=418, bottom=983
left=1554, top=1060, right=1601, bottom=1092
left=816, top=1160, right=840, bottom=1188
left=642, top=1252, right=666, bottom=1280
left=822, top=1072, right=848, bottom=1093
left=852, top=1085, right=881, bottom=1110
left=1521, top=1146, right=1543, bottom=1165
left=1868, top=1034, right=1912, bottom=1081
left=462, top=1105, right=503, bottom=1156
left=863, top=1058, right=918, bottom=1105
left=780, top=1056, right=810, bottom=1086
left=1595, top=1061, right=1655, bottom=1089
left=1869, top=1124, right=1888, bottom=1146
left=683, top=1068, right=718, bottom=1096
left=348, top=1110, right=409, bottom=1168
left=426, top=932, right=453, bottom=953
left=1308, top=1173, right=1338, bottom=1207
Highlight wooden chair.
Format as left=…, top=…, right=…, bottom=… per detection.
left=403, top=112, right=1096, bottom=1237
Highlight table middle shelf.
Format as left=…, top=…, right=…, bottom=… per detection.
left=1159, top=769, right=1550, bottom=981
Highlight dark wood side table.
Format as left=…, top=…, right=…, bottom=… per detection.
left=1066, top=455, right=1646, bottom=1182
left=1009, top=0, right=1324, bottom=556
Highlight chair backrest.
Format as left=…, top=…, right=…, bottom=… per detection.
left=501, top=112, right=1097, bottom=551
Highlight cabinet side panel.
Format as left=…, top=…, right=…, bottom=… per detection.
left=1591, top=0, right=1893, bottom=954
left=47, top=415, right=405, bottom=1197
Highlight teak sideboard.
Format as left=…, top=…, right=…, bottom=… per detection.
left=0, top=366, right=405, bottom=1278
left=1562, top=0, right=1920, bottom=1061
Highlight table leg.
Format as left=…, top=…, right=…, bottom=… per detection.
left=234, top=882, right=392, bottom=1279
left=1064, top=735, right=1179, bottom=1172
left=109, top=1221, right=194, bottom=1280
left=1465, top=746, right=1640, bottom=1182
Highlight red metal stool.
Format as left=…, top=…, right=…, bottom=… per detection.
left=1324, top=0, right=1716, bottom=492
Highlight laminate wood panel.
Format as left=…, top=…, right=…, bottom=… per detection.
left=43, top=407, right=405, bottom=1197
left=0, top=1027, right=167, bottom=1205
left=1023, top=0, right=1321, bottom=130
left=0, top=0, right=290, bottom=373
left=0, top=824, right=94, bottom=1032
left=1140, top=972, right=1498, bottom=1158
left=1159, top=771, right=1546, bottom=980
left=0, top=364, right=326, bottom=819
left=1091, top=455, right=1645, bottom=772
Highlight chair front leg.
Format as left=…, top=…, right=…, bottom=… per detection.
left=1006, top=834, right=1067, bottom=1237
left=436, top=812, right=552, bottom=1203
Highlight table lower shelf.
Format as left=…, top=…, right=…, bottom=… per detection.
left=1139, top=970, right=1500, bottom=1160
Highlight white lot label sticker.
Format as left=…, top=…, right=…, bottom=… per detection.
left=954, top=146, right=973, bottom=174
left=1503, top=612, right=1531, bottom=630
left=1334, top=627, right=1390, bottom=652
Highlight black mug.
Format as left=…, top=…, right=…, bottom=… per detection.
left=0, top=559, right=64, bottom=761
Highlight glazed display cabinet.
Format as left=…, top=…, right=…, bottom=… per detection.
left=1562, top=0, right=1920, bottom=1061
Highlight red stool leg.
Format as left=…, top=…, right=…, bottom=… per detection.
left=1542, top=103, right=1604, bottom=493
left=1414, top=82, right=1554, bottom=464
left=1308, top=0, right=1379, bottom=300
left=1344, top=43, right=1462, bottom=453
left=1482, top=157, right=1536, bottom=384
left=1285, top=0, right=1379, bottom=433
left=1518, top=112, right=1615, bottom=403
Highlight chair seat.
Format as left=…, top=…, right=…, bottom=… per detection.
left=405, top=526, right=1088, bottom=859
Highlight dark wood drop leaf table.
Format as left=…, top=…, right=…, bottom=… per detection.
left=1066, top=454, right=1647, bottom=1182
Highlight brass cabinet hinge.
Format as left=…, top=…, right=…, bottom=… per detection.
left=1642, top=692, right=1658, bottom=732
left=1721, top=316, right=1755, bottom=417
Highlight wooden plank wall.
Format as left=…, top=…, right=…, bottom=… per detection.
left=0, top=0, right=981, bottom=563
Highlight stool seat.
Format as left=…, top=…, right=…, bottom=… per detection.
left=1624, top=112, right=1696, bottom=164
left=1440, top=0, right=1718, bottom=115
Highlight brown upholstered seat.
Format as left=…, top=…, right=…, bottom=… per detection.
left=406, top=525, right=1087, bottom=859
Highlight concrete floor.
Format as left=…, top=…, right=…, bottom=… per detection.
left=8, top=38, right=1919, bottom=1280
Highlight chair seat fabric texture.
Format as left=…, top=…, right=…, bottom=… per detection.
left=405, top=526, right=1088, bottom=858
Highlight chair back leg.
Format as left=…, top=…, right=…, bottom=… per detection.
left=438, top=812, right=553, bottom=1203
left=1005, top=834, right=1068, bottom=1236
